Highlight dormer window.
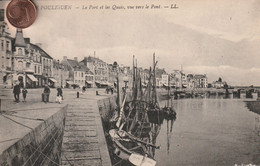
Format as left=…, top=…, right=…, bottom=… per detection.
left=18, top=48, right=22, bottom=55
left=6, top=41, right=9, bottom=50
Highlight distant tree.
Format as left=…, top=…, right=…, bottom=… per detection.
left=218, top=77, right=222, bottom=82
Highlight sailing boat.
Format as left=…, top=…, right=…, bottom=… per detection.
left=109, top=55, right=160, bottom=166
left=162, top=75, right=177, bottom=121
left=146, top=54, right=165, bottom=125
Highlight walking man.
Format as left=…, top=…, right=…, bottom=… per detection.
left=13, top=83, right=21, bottom=102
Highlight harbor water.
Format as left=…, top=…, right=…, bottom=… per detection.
left=155, top=98, right=260, bottom=166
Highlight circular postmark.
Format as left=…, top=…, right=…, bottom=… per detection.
left=6, top=0, right=37, bottom=28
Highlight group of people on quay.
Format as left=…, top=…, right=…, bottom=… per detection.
left=13, top=83, right=28, bottom=102
left=12, top=83, right=63, bottom=104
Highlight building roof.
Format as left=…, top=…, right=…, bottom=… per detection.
left=14, top=29, right=26, bottom=47
left=81, top=56, right=106, bottom=64
left=194, top=74, right=207, bottom=79
left=53, top=60, right=70, bottom=70
left=29, top=43, right=53, bottom=59
left=156, top=68, right=167, bottom=78
left=86, top=70, right=94, bottom=75
left=67, top=59, right=86, bottom=71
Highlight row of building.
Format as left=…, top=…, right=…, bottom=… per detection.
left=138, top=68, right=208, bottom=89
left=0, top=20, right=210, bottom=90
left=0, top=9, right=223, bottom=90
left=1, top=8, right=132, bottom=89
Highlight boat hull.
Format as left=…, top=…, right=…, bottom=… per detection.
left=109, top=129, right=157, bottom=166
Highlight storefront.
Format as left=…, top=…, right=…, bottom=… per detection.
left=48, top=78, right=58, bottom=87
left=86, top=81, right=93, bottom=88
left=27, top=74, right=38, bottom=88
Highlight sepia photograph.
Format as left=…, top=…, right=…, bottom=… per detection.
left=0, top=0, right=260, bottom=165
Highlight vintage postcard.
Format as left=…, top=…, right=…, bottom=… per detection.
left=0, top=0, right=260, bottom=166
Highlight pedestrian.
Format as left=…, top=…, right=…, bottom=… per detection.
left=57, top=86, right=63, bottom=97
left=13, top=82, right=21, bottom=102
left=111, top=87, right=114, bottom=95
left=82, top=86, right=86, bottom=93
left=56, top=86, right=63, bottom=104
left=106, top=86, right=110, bottom=94
left=22, top=88, right=28, bottom=102
left=42, top=84, right=50, bottom=103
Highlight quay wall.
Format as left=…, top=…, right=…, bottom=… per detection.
left=97, top=93, right=132, bottom=122
left=97, top=95, right=117, bottom=122
left=0, top=105, right=68, bottom=166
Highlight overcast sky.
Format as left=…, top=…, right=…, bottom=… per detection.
left=1, top=0, right=260, bottom=85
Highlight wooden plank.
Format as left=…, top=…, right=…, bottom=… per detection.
left=62, top=143, right=99, bottom=151
left=61, top=159, right=102, bottom=166
left=65, top=120, right=96, bottom=126
left=62, top=150, right=100, bottom=159
left=63, top=130, right=97, bottom=137
left=64, top=125, right=96, bottom=131
left=63, top=136, right=98, bottom=143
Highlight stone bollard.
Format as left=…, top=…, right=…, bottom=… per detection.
left=77, top=91, right=79, bottom=98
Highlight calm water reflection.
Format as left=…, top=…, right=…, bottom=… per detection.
left=156, top=99, right=260, bottom=166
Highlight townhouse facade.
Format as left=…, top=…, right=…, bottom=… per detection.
left=53, top=60, right=70, bottom=88
left=0, top=20, right=13, bottom=88
left=193, top=74, right=208, bottom=88
left=80, top=56, right=109, bottom=88
left=0, top=11, right=58, bottom=89
left=62, top=57, right=86, bottom=87
left=171, top=71, right=208, bottom=89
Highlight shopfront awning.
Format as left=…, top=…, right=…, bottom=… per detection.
left=49, top=78, right=58, bottom=83
left=66, top=81, right=74, bottom=84
left=27, top=74, right=38, bottom=82
left=86, top=81, right=93, bottom=84
left=100, top=82, right=108, bottom=86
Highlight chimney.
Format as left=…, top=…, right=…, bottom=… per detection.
left=74, top=57, right=78, bottom=62
left=63, top=56, right=67, bottom=60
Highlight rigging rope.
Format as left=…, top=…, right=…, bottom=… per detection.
left=0, top=113, right=73, bottom=166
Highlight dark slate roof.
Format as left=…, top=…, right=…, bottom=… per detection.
left=53, top=60, right=70, bottom=70
left=14, top=29, right=26, bottom=47
left=86, top=70, right=94, bottom=75
left=155, top=68, right=167, bottom=78
left=81, top=56, right=106, bottom=64
left=67, top=59, right=86, bottom=71
left=194, top=74, right=206, bottom=79
left=29, top=43, right=53, bottom=59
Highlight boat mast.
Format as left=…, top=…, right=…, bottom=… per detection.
left=153, top=53, right=156, bottom=104
left=167, top=74, right=170, bottom=107
left=116, top=69, right=120, bottom=115
left=132, top=55, right=135, bottom=97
